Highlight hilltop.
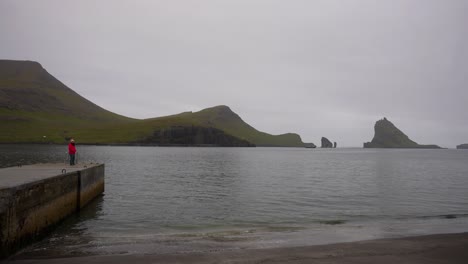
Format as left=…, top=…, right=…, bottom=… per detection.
left=0, top=60, right=304, bottom=147
left=363, top=118, right=441, bottom=149
left=132, top=105, right=302, bottom=147
left=188, top=105, right=303, bottom=147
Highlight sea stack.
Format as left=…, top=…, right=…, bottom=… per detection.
left=363, top=118, right=441, bottom=149
left=333, top=142, right=337, bottom=148
left=321, top=137, right=333, bottom=148
left=457, top=144, right=468, bottom=149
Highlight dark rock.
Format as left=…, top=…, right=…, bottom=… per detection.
left=363, top=117, right=441, bottom=149
left=304, top=143, right=316, bottom=148
left=321, top=137, right=333, bottom=148
left=457, top=144, right=468, bottom=149
left=333, top=142, right=337, bottom=148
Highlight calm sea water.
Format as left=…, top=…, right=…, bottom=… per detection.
left=1, top=145, right=468, bottom=257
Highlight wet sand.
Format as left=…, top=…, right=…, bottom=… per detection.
left=5, top=232, right=468, bottom=264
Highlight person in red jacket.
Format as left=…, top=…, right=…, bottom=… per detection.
left=68, top=138, right=77, bottom=165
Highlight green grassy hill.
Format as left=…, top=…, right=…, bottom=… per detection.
left=0, top=60, right=304, bottom=146
left=140, top=105, right=304, bottom=147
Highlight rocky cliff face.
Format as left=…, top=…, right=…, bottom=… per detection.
left=364, top=118, right=441, bottom=149
left=321, top=137, right=333, bottom=148
left=136, top=126, right=255, bottom=147
left=457, top=144, right=468, bottom=149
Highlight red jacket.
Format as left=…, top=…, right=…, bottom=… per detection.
left=68, top=143, right=76, bottom=154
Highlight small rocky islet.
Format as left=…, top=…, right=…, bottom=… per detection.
left=456, top=144, right=468, bottom=149
left=320, top=137, right=337, bottom=148
left=363, top=118, right=441, bottom=149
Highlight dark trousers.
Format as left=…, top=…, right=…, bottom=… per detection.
left=69, top=154, right=75, bottom=165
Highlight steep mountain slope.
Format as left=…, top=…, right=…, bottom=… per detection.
left=0, top=60, right=132, bottom=122
left=363, top=118, right=441, bottom=148
left=0, top=60, right=304, bottom=146
left=0, top=60, right=138, bottom=143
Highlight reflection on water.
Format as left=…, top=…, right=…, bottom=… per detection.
left=2, top=145, right=468, bottom=257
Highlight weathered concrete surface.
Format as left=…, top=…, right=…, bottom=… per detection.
left=78, top=165, right=104, bottom=209
left=0, top=163, right=104, bottom=258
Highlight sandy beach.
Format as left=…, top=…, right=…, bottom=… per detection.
left=4, top=232, right=468, bottom=264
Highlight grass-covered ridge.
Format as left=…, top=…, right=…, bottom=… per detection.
left=0, top=60, right=304, bottom=147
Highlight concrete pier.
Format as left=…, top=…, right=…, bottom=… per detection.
left=0, top=163, right=104, bottom=258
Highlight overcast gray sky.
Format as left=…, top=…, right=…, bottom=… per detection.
left=1, top=0, right=467, bottom=147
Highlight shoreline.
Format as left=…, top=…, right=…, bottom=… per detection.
left=5, top=232, right=468, bottom=264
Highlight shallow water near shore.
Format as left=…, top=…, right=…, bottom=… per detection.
left=1, top=145, right=468, bottom=257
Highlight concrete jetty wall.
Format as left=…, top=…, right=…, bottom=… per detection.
left=0, top=164, right=104, bottom=258
left=78, top=164, right=105, bottom=209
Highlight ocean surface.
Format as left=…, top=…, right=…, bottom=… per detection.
left=1, top=145, right=468, bottom=257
